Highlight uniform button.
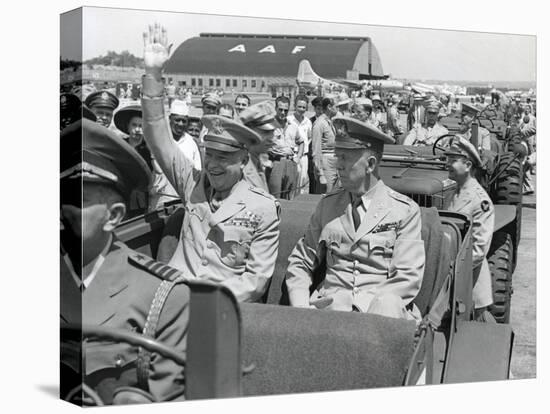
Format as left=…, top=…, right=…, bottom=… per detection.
left=353, top=270, right=359, bottom=276
left=202, top=259, right=209, bottom=266
left=353, top=260, right=358, bottom=267
left=207, top=240, right=213, bottom=249
left=353, top=287, right=359, bottom=294
left=115, top=355, right=125, bottom=367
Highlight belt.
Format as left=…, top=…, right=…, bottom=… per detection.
left=269, top=154, right=294, bottom=161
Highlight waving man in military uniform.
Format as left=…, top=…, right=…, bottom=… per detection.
left=285, top=117, right=425, bottom=320
left=444, top=136, right=495, bottom=321
left=60, top=119, right=189, bottom=405
left=140, top=24, right=280, bottom=302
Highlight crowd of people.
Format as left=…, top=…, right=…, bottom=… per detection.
left=60, top=23, right=535, bottom=405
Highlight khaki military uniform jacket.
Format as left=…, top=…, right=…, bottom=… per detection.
left=142, top=97, right=280, bottom=302
left=403, top=123, right=449, bottom=146
left=285, top=180, right=425, bottom=317
left=457, top=126, right=492, bottom=151
left=60, top=240, right=189, bottom=403
left=444, top=177, right=494, bottom=308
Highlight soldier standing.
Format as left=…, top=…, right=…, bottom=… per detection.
left=140, top=24, right=280, bottom=302
left=286, top=117, right=425, bottom=320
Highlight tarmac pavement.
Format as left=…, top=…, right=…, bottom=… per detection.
left=509, top=180, right=536, bottom=379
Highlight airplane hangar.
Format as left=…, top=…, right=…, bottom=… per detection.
left=164, top=33, right=386, bottom=96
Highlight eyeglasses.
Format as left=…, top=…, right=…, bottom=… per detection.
left=277, top=108, right=289, bottom=113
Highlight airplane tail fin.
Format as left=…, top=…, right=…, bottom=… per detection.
left=297, top=59, right=322, bottom=87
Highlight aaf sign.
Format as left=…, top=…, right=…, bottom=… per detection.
left=228, top=44, right=306, bottom=54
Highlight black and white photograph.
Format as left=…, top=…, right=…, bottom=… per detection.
left=57, top=4, right=539, bottom=407
left=5, top=1, right=545, bottom=413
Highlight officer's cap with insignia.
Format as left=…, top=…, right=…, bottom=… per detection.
left=201, top=92, right=222, bottom=107
left=424, top=96, right=441, bottom=113
left=84, top=90, right=119, bottom=111
left=239, top=101, right=277, bottom=131
left=201, top=115, right=261, bottom=153
left=114, top=105, right=142, bottom=135
left=333, top=116, right=395, bottom=153
left=445, top=135, right=482, bottom=167
left=61, top=119, right=151, bottom=199
left=461, top=102, right=481, bottom=117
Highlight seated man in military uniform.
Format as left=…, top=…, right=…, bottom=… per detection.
left=60, top=119, right=189, bottom=405
left=140, top=24, right=280, bottom=303
left=456, top=102, right=492, bottom=151
left=285, top=117, right=425, bottom=321
left=402, top=97, right=449, bottom=146
left=444, top=136, right=495, bottom=322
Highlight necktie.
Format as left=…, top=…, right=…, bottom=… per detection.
left=351, top=196, right=363, bottom=231
left=210, top=191, right=223, bottom=212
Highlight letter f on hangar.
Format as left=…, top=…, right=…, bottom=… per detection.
left=291, top=46, right=306, bottom=54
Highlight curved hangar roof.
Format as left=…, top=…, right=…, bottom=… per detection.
left=165, top=34, right=385, bottom=78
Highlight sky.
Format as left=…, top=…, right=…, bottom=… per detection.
left=60, top=6, right=536, bottom=83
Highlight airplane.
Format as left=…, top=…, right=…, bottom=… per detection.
left=296, top=59, right=427, bottom=95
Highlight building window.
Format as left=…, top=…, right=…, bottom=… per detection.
left=191, top=78, right=196, bottom=87
left=225, top=79, right=231, bottom=88
left=198, top=78, right=203, bottom=87
left=261, top=80, right=266, bottom=88
left=179, top=81, right=186, bottom=87
left=209, top=78, right=214, bottom=87
left=233, top=79, right=238, bottom=87
left=216, top=78, right=221, bottom=87
left=251, top=79, right=256, bottom=88
left=242, top=79, right=248, bottom=88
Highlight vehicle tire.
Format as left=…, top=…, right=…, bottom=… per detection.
left=493, top=152, right=523, bottom=205
left=488, top=232, right=513, bottom=324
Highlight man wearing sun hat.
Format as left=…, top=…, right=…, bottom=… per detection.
left=402, top=97, right=449, bottom=146
left=443, top=136, right=495, bottom=321
left=84, top=90, right=120, bottom=128
left=286, top=116, right=425, bottom=320
left=140, top=24, right=280, bottom=302
left=239, top=100, right=279, bottom=191
left=60, top=119, right=189, bottom=404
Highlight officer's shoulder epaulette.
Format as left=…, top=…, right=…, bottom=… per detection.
left=322, top=187, right=346, bottom=199
left=249, top=185, right=276, bottom=200
left=387, top=188, right=413, bottom=204
left=128, top=252, right=184, bottom=282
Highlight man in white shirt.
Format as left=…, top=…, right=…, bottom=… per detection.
left=287, top=94, right=313, bottom=194
left=149, top=100, right=202, bottom=210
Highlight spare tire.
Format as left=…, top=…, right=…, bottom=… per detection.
left=488, top=232, right=514, bottom=324
left=492, top=152, right=523, bottom=205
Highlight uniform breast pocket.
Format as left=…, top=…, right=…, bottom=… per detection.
left=369, top=232, right=396, bottom=276
left=219, top=227, right=252, bottom=268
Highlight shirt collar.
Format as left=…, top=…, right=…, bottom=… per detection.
left=63, top=234, right=113, bottom=290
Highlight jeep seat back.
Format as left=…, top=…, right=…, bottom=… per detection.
left=240, top=303, right=417, bottom=396
left=266, top=195, right=322, bottom=304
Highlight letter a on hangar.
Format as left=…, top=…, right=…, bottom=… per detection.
left=228, top=44, right=246, bottom=53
